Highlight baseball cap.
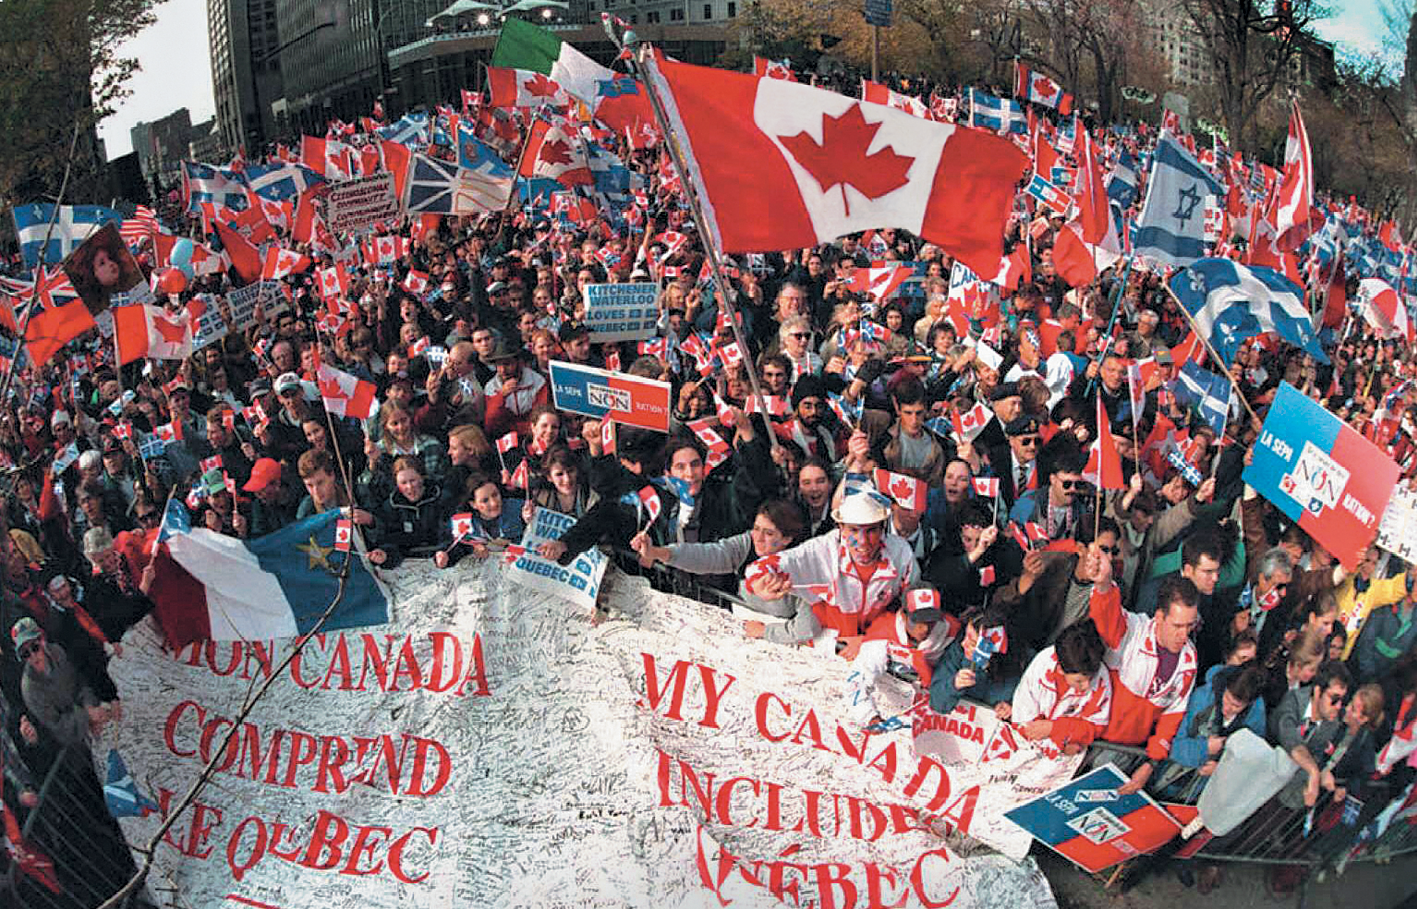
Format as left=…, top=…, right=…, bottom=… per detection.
left=243, top=458, right=282, bottom=492
left=10, top=618, right=42, bottom=656
left=274, top=372, right=303, bottom=394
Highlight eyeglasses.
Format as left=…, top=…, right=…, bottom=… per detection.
left=1096, top=544, right=1119, bottom=555
left=790, top=332, right=811, bottom=339
left=1015, top=435, right=1039, bottom=445
left=1058, top=479, right=1080, bottom=490
left=18, top=644, right=38, bottom=660
left=137, top=511, right=160, bottom=524
left=1326, top=693, right=1345, bottom=705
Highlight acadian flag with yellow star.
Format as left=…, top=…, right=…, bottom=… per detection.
left=145, top=511, right=390, bottom=648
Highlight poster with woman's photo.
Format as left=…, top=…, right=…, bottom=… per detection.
left=61, top=222, right=149, bottom=315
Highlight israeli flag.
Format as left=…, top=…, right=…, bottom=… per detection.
left=1134, top=133, right=1224, bottom=266
left=968, top=88, right=1026, bottom=136
left=11, top=203, right=122, bottom=267
left=1173, top=361, right=1232, bottom=436
left=244, top=163, right=325, bottom=202
left=1169, top=258, right=1329, bottom=365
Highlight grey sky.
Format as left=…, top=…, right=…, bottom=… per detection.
left=99, top=0, right=215, bottom=160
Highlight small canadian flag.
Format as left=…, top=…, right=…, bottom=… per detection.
left=637, top=486, right=662, bottom=526
left=508, top=459, right=530, bottom=491
left=496, top=432, right=519, bottom=454
left=973, top=476, right=1000, bottom=498
left=334, top=517, right=352, bottom=552
left=600, top=419, right=617, bottom=455
left=450, top=512, right=474, bottom=541
left=979, top=565, right=996, bottom=587
left=154, top=421, right=182, bottom=443
left=200, top=455, right=223, bottom=473
left=403, top=270, right=429, bottom=295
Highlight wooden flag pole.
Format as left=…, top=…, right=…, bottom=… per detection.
left=1164, top=281, right=1262, bottom=429
left=619, top=31, right=783, bottom=458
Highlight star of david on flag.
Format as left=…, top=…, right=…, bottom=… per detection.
left=1133, top=132, right=1224, bottom=266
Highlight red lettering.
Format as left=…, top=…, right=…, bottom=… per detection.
left=404, top=737, right=450, bottom=797
left=386, top=826, right=438, bottom=884
left=789, top=709, right=831, bottom=753
left=696, top=663, right=736, bottom=729
left=282, top=732, right=318, bottom=788
left=198, top=716, right=234, bottom=766
left=389, top=637, right=423, bottom=692
left=937, top=786, right=979, bottom=835
left=314, top=735, right=352, bottom=794
left=638, top=653, right=691, bottom=719
left=902, top=755, right=952, bottom=811
left=910, top=849, right=960, bottom=908
left=755, top=692, right=791, bottom=742
left=864, top=862, right=908, bottom=909
left=813, top=862, right=857, bottom=909
left=164, top=701, right=202, bottom=758
left=321, top=635, right=354, bottom=690
left=227, top=815, right=266, bottom=882
left=714, top=776, right=760, bottom=828
left=866, top=742, right=898, bottom=784
left=186, top=802, right=223, bottom=860
left=426, top=632, right=460, bottom=693
left=459, top=633, right=491, bottom=696
left=356, top=634, right=394, bottom=691
left=301, top=810, right=348, bottom=870
left=205, top=641, right=243, bottom=676
left=342, top=824, right=393, bottom=876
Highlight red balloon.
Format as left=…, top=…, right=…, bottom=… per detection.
left=159, top=268, right=187, bottom=295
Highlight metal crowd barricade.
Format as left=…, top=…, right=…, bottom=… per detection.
left=8, top=556, right=1417, bottom=906
left=624, top=557, right=1417, bottom=881
left=5, top=744, right=149, bottom=909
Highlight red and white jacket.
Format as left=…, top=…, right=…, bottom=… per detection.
left=1011, top=645, right=1112, bottom=757
left=756, top=529, right=920, bottom=638
left=1089, top=584, right=1197, bottom=760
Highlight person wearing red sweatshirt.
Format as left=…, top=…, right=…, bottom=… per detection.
left=1088, top=549, right=1200, bottom=794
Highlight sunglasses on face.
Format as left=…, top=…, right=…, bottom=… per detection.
left=18, top=644, right=38, bottom=660
left=790, top=332, right=810, bottom=339
left=1016, top=435, right=1039, bottom=445
left=1058, top=479, right=1080, bottom=490
left=137, top=511, right=160, bottom=524
left=1096, top=543, right=1119, bottom=555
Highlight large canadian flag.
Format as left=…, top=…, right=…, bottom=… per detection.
left=1274, top=98, right=1314, bottom=252
left=1356, top=278, right=1415, bottom=343
left=316, top=362, right=377, bottom=419
left=113, top=305, right=194, bottom=365
left=646, top=55, right=1029, bottom=277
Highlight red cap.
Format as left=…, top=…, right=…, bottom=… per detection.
left=243, top=458, right=281, bottom=492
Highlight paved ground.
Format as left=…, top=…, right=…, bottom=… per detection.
left=1037, top=849, right=1417, bottom=909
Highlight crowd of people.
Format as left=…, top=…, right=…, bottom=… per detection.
left=2, top=60, right=1417, bottom=901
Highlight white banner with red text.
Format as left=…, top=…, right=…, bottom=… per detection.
left=97, top=560, right=1064, bottom=908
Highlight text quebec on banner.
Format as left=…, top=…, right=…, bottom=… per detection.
left=96, top=559, right=1063, bottom=909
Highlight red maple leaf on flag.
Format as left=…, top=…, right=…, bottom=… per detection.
left=318, top=374, right=346, bottom=401
left=524, top=73, right=560, bottom=97
left=539, top=139, right=574, bottom=166
left=888, top=475, right=916, bottom=505
left=779, top=105, right=914, bottom=217
left=1032, top=74, right=1055, bottom=97
left=153, top=316, right=188, bottom=344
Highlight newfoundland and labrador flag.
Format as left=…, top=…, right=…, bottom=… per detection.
left=1168, top=257, right=1328, bottom=364
left=644, top=54, right=1029, bottom=278
left=146, top=511, right=390, bottom=648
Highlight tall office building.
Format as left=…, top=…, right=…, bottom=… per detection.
left=209, top=0, right=284, bottom=156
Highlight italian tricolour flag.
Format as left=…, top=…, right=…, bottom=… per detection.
left=490, top=18, right=613, bottom=103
